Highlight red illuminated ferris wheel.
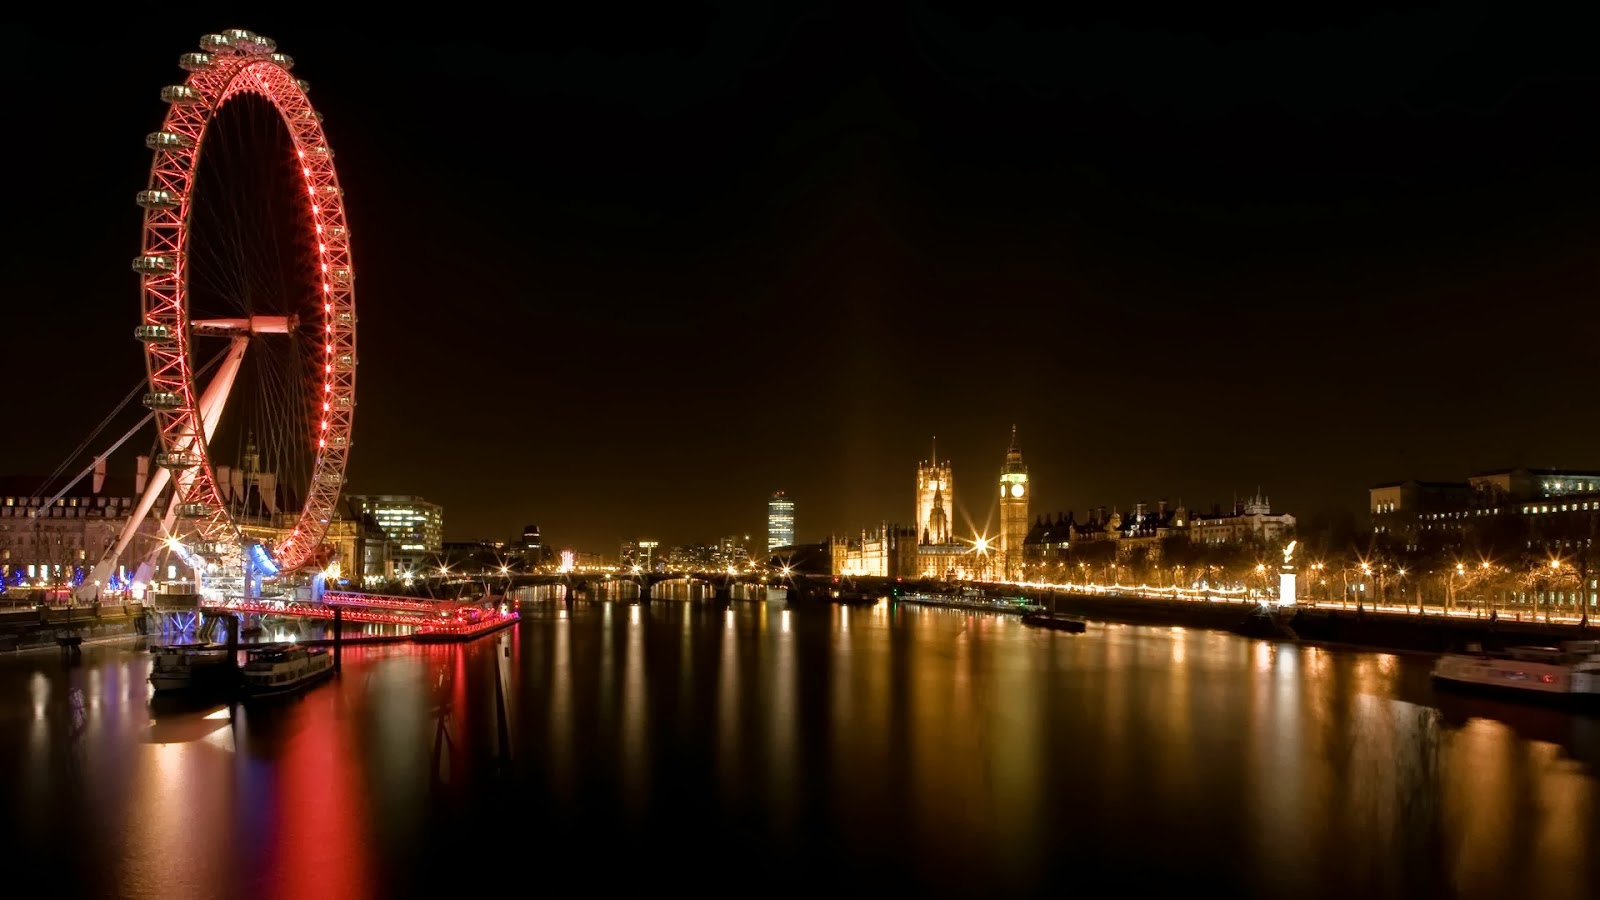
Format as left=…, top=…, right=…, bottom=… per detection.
left=130, top=29, right=355, bottom=577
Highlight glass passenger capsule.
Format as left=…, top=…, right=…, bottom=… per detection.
left=160, top=84, right=202, bottom=105
left=198, top=33, right=233, bottom=52
left=136, top=189, right=179, bottom=210
left=142, top=392, right=182, bottom=411
left=131, top=255, right=174, bottom=275
left=133, top=324, right=173, bottom=342
left=145, top=131, right=193, bottom=151
left=154, top=451, right=201, bottom=469
left=178, top=52, right=214, bottom=72
left=269, top=52, right=294, bottom=70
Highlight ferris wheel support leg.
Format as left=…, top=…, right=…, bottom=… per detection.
left=75, top=338, right=251, bottom=602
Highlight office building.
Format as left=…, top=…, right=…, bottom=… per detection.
left=768, top=491, right=795, bottom=551
left=347, top=495, right=443, bottom=553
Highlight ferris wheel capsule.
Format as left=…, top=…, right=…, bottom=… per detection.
left=142, top=392, right=181, bottom=410
left=296, top=79, right=310, bottom=94
left=133, top=324, right=173, bottom=342
left=243, top=34, right=277, bottom=54
left=179, top=52, right=214, bottom=72
left=270, top=52, right=294, bottom=70
left=131, top=255, right=174, bottom=275
left=198, top=33, right=233, bottom=53
left=221, top=28, right=257, bottom=45
left=136, top=189, right=180, bottom=210
left=145, top=131, right=193, bottom=151
left=161, top=84, right=202, bottom=105
left=154, top=451, right=202, bottom=470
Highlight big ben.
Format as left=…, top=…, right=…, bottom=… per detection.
left=998, top=425, right=1028, bottom=581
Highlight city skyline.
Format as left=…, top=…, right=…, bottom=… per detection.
left=4, top=10, right=1598, bottom=553
left=3, top=16, right=1599, bottom=899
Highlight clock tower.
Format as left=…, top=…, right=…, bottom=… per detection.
left=998, top=425, right=1029, bottom=581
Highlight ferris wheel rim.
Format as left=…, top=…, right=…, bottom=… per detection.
left=134, top=30, right=356, bottom=574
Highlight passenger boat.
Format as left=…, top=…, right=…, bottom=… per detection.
left=1431, top=641, right=1600, bottom=705
left=239, top=644, right=334, bottom=698
left=148, top=643, right=237, bottom=693
left=1021, top=610, right=1087, bottom=633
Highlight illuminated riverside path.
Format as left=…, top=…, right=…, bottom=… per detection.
left=3, top=602, right=1598, bottom=898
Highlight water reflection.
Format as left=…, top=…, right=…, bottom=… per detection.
left=1, top=606, right=1599, bottom=897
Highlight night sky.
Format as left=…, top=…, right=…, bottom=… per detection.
left=6, top=5, right=1598, bottom=554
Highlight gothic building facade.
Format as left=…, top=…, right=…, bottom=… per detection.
left=998, top=425, right=1029, bottom=580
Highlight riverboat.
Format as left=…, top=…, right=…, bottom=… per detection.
left=239, top=644, right=334, bottom=698
left=148, top=643, right=236, bottom=693
left=1431, top=641, right=1600, bottom=705
left=1021, top=610, right=1087, bottom=633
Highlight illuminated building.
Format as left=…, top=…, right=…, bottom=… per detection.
left=915, top=439, right=953, bottom=545
left=348, top=494, right=443, bottom=554
left=0, top=459, right=170, bottom=591
left=517, top=524, right=545, bottom=567
left=998, top=425, right=1029, bottom=580
left=322, top=498, right=390, bottom=583
left=912, top=442, right=972, bottom=578
left=1024, top=502, right=1190, bottom=568
left=1371, top=467, right=1600, bottom=554
left=621, top=539, right=659, bottom=570
left=718, top=534, right=752, bottom=567
left=768, top=491, right=795, bottom=551
left=1190, top=491, right=1294, bottom=545
left=830, top=523, right=917, bottom=577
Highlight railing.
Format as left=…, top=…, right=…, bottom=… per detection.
left=322, top=590, right=442, bottom=612
left=202, top=597, right=443, bottom=627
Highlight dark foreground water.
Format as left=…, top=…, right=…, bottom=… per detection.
left=3, top=600, right=1598, bottom=899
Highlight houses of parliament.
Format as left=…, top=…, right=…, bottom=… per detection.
left=830, top=427, right=1028, bottom=581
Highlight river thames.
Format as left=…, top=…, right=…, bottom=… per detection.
left=3, top=600, right=1597, bottom=898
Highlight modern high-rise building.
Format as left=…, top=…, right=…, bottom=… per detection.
left=998, top=425, right=1029, bottom=581
left=767, top=491, right=795, bottom=550
left=347, top=495, right=443, bottom=553
left=518, top=524, right=545, bottom=566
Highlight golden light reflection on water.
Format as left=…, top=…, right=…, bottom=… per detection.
left=4, top=610, right=1600, bottom=897
left=765, top=601, right=798, bottom=832
left=548, top=605, right=573, bottom=798
left=717, top=601, right=741, bottom=792
left=621, top=600, right=647, bottom=817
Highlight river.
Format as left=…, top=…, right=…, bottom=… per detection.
left=2, top=600, right=1597, bottom=898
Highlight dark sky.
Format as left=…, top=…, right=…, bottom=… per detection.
left=5, top=4, right=1599, bottom=554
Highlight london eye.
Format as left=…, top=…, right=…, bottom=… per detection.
left=86, top=28, right=357, bottom=597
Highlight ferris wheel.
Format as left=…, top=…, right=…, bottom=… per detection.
left=99, top=28, right=356, bottom=591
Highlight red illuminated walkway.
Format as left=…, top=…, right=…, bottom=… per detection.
left=199, top=592, right=517, bottom=642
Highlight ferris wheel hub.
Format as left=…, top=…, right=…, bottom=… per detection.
left=191, top=315, right=296, bottom=335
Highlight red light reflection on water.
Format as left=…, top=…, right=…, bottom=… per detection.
left=260, top=691, right=374, bottom=900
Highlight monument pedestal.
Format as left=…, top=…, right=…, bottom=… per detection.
left=1278, top=566, right=1297, bottom=607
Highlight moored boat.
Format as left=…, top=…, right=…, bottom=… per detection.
left=1021, top=610, right=1087, bottom=633
left=149, top=643, right=237, bottom=693
left=239, top=644, right=334, bottom=698
left=1431, top=641, right=1600, bottom=705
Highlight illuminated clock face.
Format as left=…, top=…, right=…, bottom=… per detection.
left=1010, top=483, right=1025, bottom=498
